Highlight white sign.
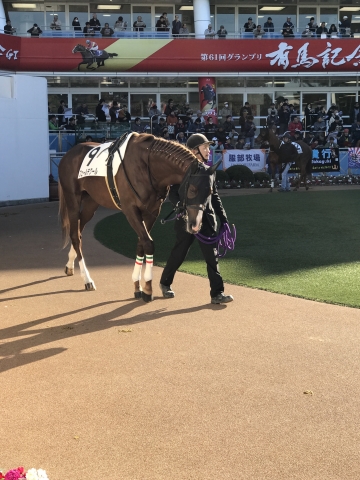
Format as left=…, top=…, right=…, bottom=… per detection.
left=222, top=149, right=267, bottom=172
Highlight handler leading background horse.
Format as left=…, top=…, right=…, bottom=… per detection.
left=58, top=133, right=221, bottom=302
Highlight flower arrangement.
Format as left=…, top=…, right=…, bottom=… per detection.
left=0, top=467, right=49, bottom=480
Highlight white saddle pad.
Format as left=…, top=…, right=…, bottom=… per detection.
left=78, top=133, right=134, bottom=179
left=291, top=141, right=303, bottom=154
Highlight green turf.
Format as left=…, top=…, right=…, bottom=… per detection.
left=94, top=190, right=360, bottom=308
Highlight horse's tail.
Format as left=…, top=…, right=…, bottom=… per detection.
left=58, top=180, right=71, bottom=249
left=109, top=53, right=118, bottom=57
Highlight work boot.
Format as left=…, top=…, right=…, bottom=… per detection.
left=159, top=283, right=175, bottom=298
left=211, top=293, right=234, bottom=304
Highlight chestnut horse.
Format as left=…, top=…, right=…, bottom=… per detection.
left=256, top=126, right=312, bottom=191
left=58, top=133, right=220, bottom=302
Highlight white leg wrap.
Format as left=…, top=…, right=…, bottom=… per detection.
left=143, top=255, right=153, bottom=282
left=132, top=256, right=144, bottom=282
left=66, top=245, right=77, bottom=269
left=79, top=258, right=95, bottom=288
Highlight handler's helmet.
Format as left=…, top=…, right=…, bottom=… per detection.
left=187, top=133, right=214, bottom=150
left=283, top=132, right=292, bottom=140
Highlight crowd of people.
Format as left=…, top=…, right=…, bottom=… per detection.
left=48, top=97, right=360, bottom=150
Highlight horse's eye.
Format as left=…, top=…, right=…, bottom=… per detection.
left=187, top=185, right=198, bottom=199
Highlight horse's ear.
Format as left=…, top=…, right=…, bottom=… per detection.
left=208, top=160, right=222, bottom=174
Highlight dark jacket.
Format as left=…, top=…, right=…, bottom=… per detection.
left=172, top=20, right=182, bottom=35
left=279, top=141, right=298, bottom=168
left=89, top=18, right=101, bottom=31
left=72, top=20, right=81, bottom=31
left=27, top=25, right=42, bottom=37
left=264, top=21, right=274, bottom=32
left=168, top=178, right=227, bottom=233
left=96, top=103, right=107, bottom=122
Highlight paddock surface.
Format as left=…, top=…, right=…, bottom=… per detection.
left=1, top=189, right=360, bottom=480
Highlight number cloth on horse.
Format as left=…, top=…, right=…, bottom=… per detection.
left=78, top=133, right=134, bottom=178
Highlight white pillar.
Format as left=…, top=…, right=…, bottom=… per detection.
left=0, top=0, right=6, bottom=27
left=193, top=0, right=211, bottom=39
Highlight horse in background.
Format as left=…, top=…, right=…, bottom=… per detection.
left=72, top=44, right=118, bottom=70
left=256, top=125, right=312, bottom=191
left=58, top=133, right=220, bottom=302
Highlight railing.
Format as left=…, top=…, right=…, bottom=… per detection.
left=1, top=27, right=357, bottom=39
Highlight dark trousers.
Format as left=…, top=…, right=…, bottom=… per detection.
left=160, top=217, right=224, bottom=298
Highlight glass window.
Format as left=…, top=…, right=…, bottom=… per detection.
left=176, top=8, right=193, bottom=34
left=247, top=93, right=274, bottom=119
left=6, top=6, right=44, bottom=34
left=131, top=93, right=154, bottom=117
left=217, top=94, right=244, bottom=118
left=47, top=76, right=69, bottom=87
left=101, top=91, right=129, bottom=106
left=70, top=77, right=100, bottom=87
left=132, top=6, right=151, bottom=31
left=301, top=77, right=329, bottom=87
left=274, top=77, right=300, bottom=87
left=258, top=7, right=297, bottom=32
left=332, top=93, right=356, bottom=122
left=298, top=8, right=317, bottom=32
left=246, top=77, right=270, bottom=88
left=155, top=6, right=174, bottom=27
left=160, top=94, right=187, bottom=115
left=45, top=5, right=65, bottom=30
left=330, top=77, right=356, bottom=88
left=160, top=78, right=189, bottom=88
left=216, top=7, right=235, bottom=34
left=275, top=91, right=300, bottom=109
left=48, top=94, right=68, bottom=115
left=239, top=8, right=257, bottom=33
left=217, top=78, right=245, bottom=87
left=69, top=5, right=89, bottom=32
left=319, top=8, right=338, bottom=30
left=71, top=93, right=99, bottom=117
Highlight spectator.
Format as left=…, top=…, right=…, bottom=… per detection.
left=268, top=102, right=276, bottom=116
left=4, top=20, right=16, bottom=35
left=244, top=115, right=257, bottom=149
left=278, top=100, right=290, bottom=134
left=328, top=114, right=343, bottom=133
left=267, top=109, right=279, bottom=128
left=162, top=129, right=170, bottom=140
left=324, top=136, right=338, bottom=148
left=57, top=100, right=67, bottom=127
left=215, top=125, right=227, bottom=144
left=114, top=16, right=127, bottom=31
left=176, top=132, right=187, bottom=145
left=328, top=24, right=338, bottom=37
left=132, top=117, right=145, bottom=133
left=283, top=17, right=294, bottom=29
left=288, top=104, right=298, bottom=121
left=204, top=117, right=217, bottom=139
left=75, top=103, right=89, bottom=125
left=27, top=23, right=42, bottom=36
left=72, top=17, right=81, bottom=31
left=153, top=117, right=167, bottom=136
left=48, top=115, right=58, bottom=130
left=264, top=17, right=274, bottom=33
left=204, top=24, right=216, bottom=38
left=217, top=25, right=228, bottom=38
left=83, top=22, right=94, bottom=36
left=240, top=101, right=252, bottom=116
left=194, top=110, right=205, bottom=125
left=288, top=116, right=302, bottom=137
left=223, top=137, right=234, bottom=150
left=179, top=23, right=189, bottom=37
left=219, top=102, right=232, bottom=118
left=162, top=12, right=170, bottom=31
left=166, top=111, right=179, bottom=139
left=313, top=115, right=326, bottom=134
left=253, top=25, right=265, bottom=38
left=192, top=118, right=205, bottom=134
left=222, top=115, right=237, bottom=137
left=50, top=14, right=61, bottom=30
left=302, top=27, right=313, bottom=38
left=175, top=118, right=187, bottom=137
left=339, top=16, right=351, bottom=36
left=307, top=17, right=318, bottom=33
left=351, top=118, right=360, bottom=146
left=282, top=26, right=294, bottom=38
left=133, top=16, right=146, bottom=31
left=89, top=13, right=101, bottom=32
left=294, top=129, right=303, bottom=142
left=244, top=17, right=256, bottom=32
left=350, top=101, right=360, bottom=123
left=235, top=136, right=246, bottom=149
left=238, top=109, right=248, bottom=134
left=172, top=15, right=182, bottom=36
left=117, top=105, right=131, bottom=123
left=164, top=99, right=175, bottom=117
left=316, top=21, right=328, bottom=37
left=337, top=128, right=352, bottom=147
left=109, top=101, right=120, bottom=123
left=96, top=98, right=107, bottom=122
left=304, top=103, right=315, bottom=127
left=156, top=16, right=167, bottom=32
left=101, top=22, right=114, bottom=37
left=179, top=101, right=190, bottom=115
left=63, top=117, right=76, bottom=131
left=148, top=103, right=161, bottom=119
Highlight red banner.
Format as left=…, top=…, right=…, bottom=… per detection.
left=198, top=77, right=217, bottom=123
left=1, top=35, right=360, bottom=73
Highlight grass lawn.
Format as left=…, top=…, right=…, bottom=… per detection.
left=94, top=189, right=360, bottom=308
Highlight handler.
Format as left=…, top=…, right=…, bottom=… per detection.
left=159, top=133, right=234, bottom=304
left=278, top=132, right=298, bottom=192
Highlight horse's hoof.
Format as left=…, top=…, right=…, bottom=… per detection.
left=85, top=282, right=96, bottom=291
left=65, top=267, right=74, bottom=276
left=141, top=291, right=153, bottom=303
left=134, top=291, right=142, bottom=299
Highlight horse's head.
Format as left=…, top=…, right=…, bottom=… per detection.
left=178, top=160, right=221, bottom=234
left=72, top=44, right=83, bottom=54
left=255, top=127, right=269, bottom=146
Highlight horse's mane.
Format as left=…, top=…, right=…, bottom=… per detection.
left=150, top=137, right=197, bottom=172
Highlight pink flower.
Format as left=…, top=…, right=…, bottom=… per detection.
left=4, top=469, right=22, bottom=480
